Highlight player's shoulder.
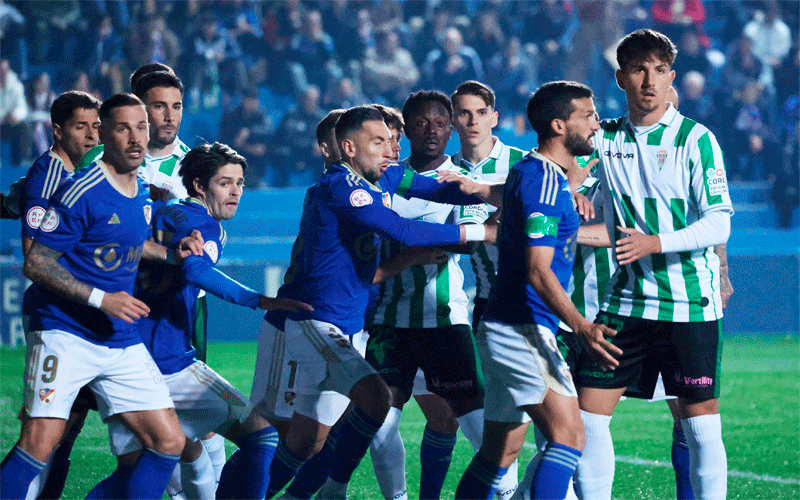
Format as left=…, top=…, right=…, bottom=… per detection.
left=502, top=144, right=527, bottom=168
left=24, top=150, right=66, bottom=194
left=75, top=144, right=104, bottom=172
left=324, top=163, right=383, bottom=207
left=670, top=112, right=716, bottom=147
left=55, top=162, right=106, bottom=208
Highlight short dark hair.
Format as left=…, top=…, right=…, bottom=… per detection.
left=316, top=108, right=345, bottom=145
left=130, top=63, right=175, bottom=91
left=451, top=80, right=496, bottom=109
left=372, top=104, right=404, bottom=131
left=180, top=142, right=247, bottom=197
left=50, top=91, right=101, bottom=128
left=402, top=90, right=453, bottom=124
left=99, top=93, right=145, bottom=124
left=527, top=81, right=593, bottom=141
left=133, top=71, right=184, bottom=101
left=334, top=105, right=385, bottom=149
left=616, top=29, right=677, bottom=72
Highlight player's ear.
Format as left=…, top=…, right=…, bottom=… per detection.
left=53, top=123, right=63, bottom=142
left=615, top=69, right=626, bottom=91
left=550, top=118, right=566, bottom=137
left=491, top=110, right=498, bottom=128
left=340, top=138, right=356, bottom=159
left=192, top=177, right=205, bottom=197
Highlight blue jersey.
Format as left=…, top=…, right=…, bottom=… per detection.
left=21, top=150, right=71, bottom=239
left=485, top=151, right=579, bottom=331
left=135, top=199, right=227, bottom=374
left=266, top=161, right=480, bottom=335
left=24, top=161, right=152, bottom=347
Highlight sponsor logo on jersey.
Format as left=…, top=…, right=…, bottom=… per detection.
left=143, top=205, right=152, bottom=225
left=460, top=204, right=488, bottom=220
left=604, top=151, right=635, bottom=159
left=39, top=388, right=55, bottom=403
left=526, top=212, right=558, bottom=239
left=350, top=189, right=372, bottom=207
left=657, top=150, right=667, bottom=170
left=705, top=167, right=728, bottom=195
left=108, top=213, right=121, bottom=224
left=26, top=206, right=46, bottom=229
left=204, top=241, right=219, bottom=263
left=382, top=192, right=391, bottom=208
left=284, top=391, right=297, bottom=406
left=40, top=208, right=59, bottom=232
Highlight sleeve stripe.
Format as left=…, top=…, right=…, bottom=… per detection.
left=539, top=164, right=559, bottom=206
left=61, top=167, right=104, bottom=208
left=41, top=156, right=62, bottom=199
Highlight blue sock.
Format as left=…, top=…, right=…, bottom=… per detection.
left=85, top=463, right=134, bottom=500
left=1, top=446, right=46, bottom=500
left=286, top=429, right=338, bottom=499
left=672, top=425, right=695, bottom=500
left=329, top=408, right=383, bottom=484
left=125, top=448, right=180, bottom=499
left=419, top=425, right=457, bottom=500
left=237, top=427, right=279, bottom=499
left=265, top=440, right=306, bottom=499
left=216, top=449, right=241, bottom=500
left=455, top=451, right=507, bottom=500
left=37, top=423, right=81, bottom=500
left=532, top=443, right=581, bottom=500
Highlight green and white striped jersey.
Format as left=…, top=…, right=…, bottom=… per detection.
left=560, top=176, right=616, bottom=332
left=594, top=104, right=733, bottom=322
left=77, top=138, right=190, bottom=200
left=141, top=138, right=190, bottom=200
left=452, top=138, right=526, bottom=299
left=371, top=157, right=489, bottom=328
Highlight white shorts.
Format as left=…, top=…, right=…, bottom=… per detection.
left=23, top=330, right=173, bottom=420
left=477, top=321, right=576, bottom=423
left=107, top=360, right=252, bottom=455
left=251, top=319, right=367, bottom=427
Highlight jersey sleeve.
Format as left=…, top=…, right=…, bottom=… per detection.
left=330, top=180, right=462, bottom=247
left=21, top=164, right=63, bottom=238
left=32, top=188, right=87, bottom=254
left=182, top=256, right=261, bottom=308
left=690, top=130, right=734, bottom=215
left=396, top=168, right=484, bottom=207
left=519, top=169, right=566, bottom=248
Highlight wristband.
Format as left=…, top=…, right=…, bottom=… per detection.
left=463, top=224, right=487, bottom=242
left=88, top=288, right=106, bottom=309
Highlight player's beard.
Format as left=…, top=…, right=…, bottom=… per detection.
left=150, top=125, right=177, bottom=150
left=564, top=129, right=595, bottom=157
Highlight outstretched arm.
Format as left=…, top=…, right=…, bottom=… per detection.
left=373, top=246, right=447, bottom=284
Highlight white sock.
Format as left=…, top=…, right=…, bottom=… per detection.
left=495, top=459, right=519, bottom=500
left=201, top=434, right=226, bottom=487
left=681, top=414, right=727, bottom=500
left=317, top=477, right=348, bottom=500
left=370, top=407, right=408, bottom=500
left=456, top=408, right=484, bottom=453
left=574, top=410, right=614, bottom=500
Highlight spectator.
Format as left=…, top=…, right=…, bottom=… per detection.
left=771, top=121, right=799, bottom=227
left=731, top=81, right=778, bottom=181
left=219, top=87, right=272, bottom=188
left=273, top=85, right=325, bottom=187
left=422, top=26, right=485, bottom=94
left=324, top=77, right=368, bottom=110
left=471, top=6, right=506, bottom=68
left=26, top=72, right=56, bottom=157
left=743, top=1, right=792, bottom=88
left=774, top=47, right=799, bottom=112
left=0, top=59, right=30, bottom=165
left=0, top=0, right=26, bottom=80
left=286, top=9, right=340, bottom=96
left=487, top=36, right=536, bottom=130
left=651, top=0, right=706, bottom=44
left=520, top=0, right=578, bottom=83
left=672, top=29, right=709, bottom=78
left=336, top=8, right=375, bottom=65
left=126, top=14, right=181, bottom=71
left=362, top=28, right=420, bottom=107
left=678, top=70, right=715, bottom=126
left=406, top=5, right=453, bottom=66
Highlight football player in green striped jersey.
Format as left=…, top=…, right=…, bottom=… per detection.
left=573, top=29, right=733, bottom=500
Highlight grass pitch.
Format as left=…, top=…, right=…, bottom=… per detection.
left=2, top=334, right=798, bottom=499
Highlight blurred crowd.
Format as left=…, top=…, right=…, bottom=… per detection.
left=0, top=0, right=797, bottom=222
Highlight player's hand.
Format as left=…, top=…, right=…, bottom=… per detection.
left=408, top=247, right=448, bottom=267
left=615, top=226, right=661, bottom=265
left=177, top=230, right=205, bottom=259
left=720, top=274, right=734, bottom=308
left=574, top=193, right=595, bottom=221
left=436, top=171, right=491, bottom=200
left=574, top=321, right=621, bottom=371
left=100, top=291, right=150, bottom=324
left=258, top=296, right=314, bottom=313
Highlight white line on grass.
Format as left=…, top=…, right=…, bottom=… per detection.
left=522, top=443, right=800, bottom=485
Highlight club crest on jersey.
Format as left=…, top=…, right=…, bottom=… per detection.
left=143, top=204, right=152, bottom=224
left=26, top=206, right=46, bottom=229
left=350, top=189, right=372, bottom=207
left=204, top=241, right=219, bottom=263
left=39, top=388, right=55, bottom=403
left=382, top=192, right=391, bottom=208
left=284, top=391, right=297, bottom=406
left=657, top=150, right=667, bottom=170
left=40, top=208, right=59, bottom=232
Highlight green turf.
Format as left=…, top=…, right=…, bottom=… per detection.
left=2, top=334, right=798, bottom=499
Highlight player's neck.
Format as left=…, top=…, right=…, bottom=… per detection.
left=148, top=139, right=174, bottom=158
left=628, top=102, right=669, bottom=127
left=50, top=144, right=75, bottom=172
left=409, top=152, right=447, bottom=173
left=103, top=159, right=140, bottom=196
left=460, top=135, right=495, bottom=165
left=535, top=142, right=570, bottom=174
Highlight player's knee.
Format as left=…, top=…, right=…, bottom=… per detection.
left=352, top=374, right=391, bottom=421
left=150, top=425, right=186, bottom=456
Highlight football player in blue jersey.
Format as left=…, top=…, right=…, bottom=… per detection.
left=454, top=82, right=620, bottom=500
left=0, top=94, right=204, bottom=500
left=260, top=105, right=501, bottom=499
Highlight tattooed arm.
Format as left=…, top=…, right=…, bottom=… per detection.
left=23, top=241, right=149, bottom=323
left=715, top=243, right=733, bottom=308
